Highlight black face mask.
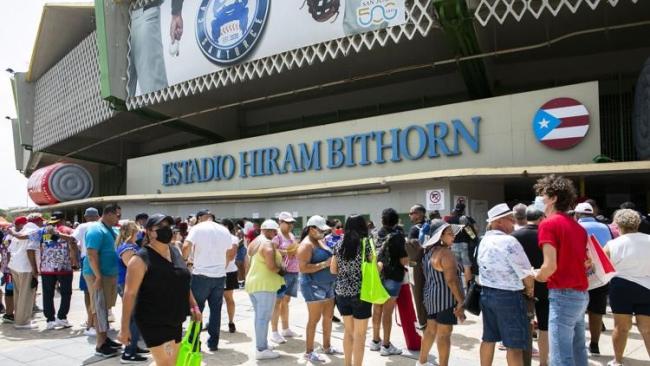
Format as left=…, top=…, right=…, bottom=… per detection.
left=155, top=227, right=173, bottom=244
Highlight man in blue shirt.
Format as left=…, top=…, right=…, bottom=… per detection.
left=83, top=203, right=121, bottom=358
left=575, top=201, right=613, bottom=356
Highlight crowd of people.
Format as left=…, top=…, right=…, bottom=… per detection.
left=0, top=174, right=649, bottom=366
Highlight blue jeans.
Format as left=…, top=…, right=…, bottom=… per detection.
left=548, top=289, right=589, bottom=366
left=191, top=275, right=226, bottom=349
left=117, top=284, right=141, bottom=354
left=249, top=292, right=276, bottom=352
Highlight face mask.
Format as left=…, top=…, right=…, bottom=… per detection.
left=155, top=227, right=173, bottom=244
left=334, top=229, right=343, bottom=236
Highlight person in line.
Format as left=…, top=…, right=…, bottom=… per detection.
left=270, top=212, right=300, bottom=344
left=575, top=201, right=613, bottom=356
left=6, top=216, right=40, bottom=329
left=534, top=175, right=590, bottom=366
left=119, top=214, right=202, bottom=366
left=513, top=204, right=528, bottom=231
left=298, top=215, right=341, bottom=362
left=220, top=218, right=241, bottom=333
left=604, top=209, right=650, bottom=366
left=478, top=203, right=535, bottom=366
left=1, top=225, right=15, bottom=322
left=235, top=219, right=248, bottom=288
left=182, top=209, right=237, bottom=351
left=245, top=219, right=285, bottom=360
left=406, top=204, right=428, bottom=330
left=445, top=204, right=477, bottom=290
left=417, top=220, right=465, bottom=366
left=324, top=219, right=344, bottom=324
left=115, top=221, right=149, bottom=363
left=134, top=213, right=148, bottom=246
left=330, top=215, right=373, bottom=366
left=371, top=208, right=408, bottom=357
left=83, top=203, right=122, bottom=357
left=39, top=212, right=78, bottom=330
left=512, top=205, right=548, bottom=366
left=72, top=207, right=101, bottom=336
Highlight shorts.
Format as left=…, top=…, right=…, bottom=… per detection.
left=480, top=286, right=529, bottom=350
left=382, top=278, right=402, bottom=298
left=300, top=281, right=334, bottom=302
left=225, top=271, right=239, bottom=291
left=235, top=245, right=247, bottom=263
left=336, top=295, right=371, bottom=319
left=535, top=297, right=550, bottom=331
left=277, top=272, right=299, bottom=298
left=2, top=273, right=13, bottom=296
left=428, top=306, right=458, bottom=325
left=83, top=274, right=118, bottom=313
left=587, top=284, right=609, bottom=315
left=609, top=277, right=650, bottom=316
left=136, top=322, right=183, bottom=348
left=79, top=271, right=88, bottom=292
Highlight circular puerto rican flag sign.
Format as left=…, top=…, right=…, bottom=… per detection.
left=532, top=97, right=590, bottom=150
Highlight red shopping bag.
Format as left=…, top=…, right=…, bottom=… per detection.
left=587, top=234, right=616, bottom=290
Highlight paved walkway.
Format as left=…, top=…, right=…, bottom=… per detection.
left=0, top=273, right=648, bottom=365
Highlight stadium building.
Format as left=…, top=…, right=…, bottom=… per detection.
left=8, top=0, right=650, bottom=232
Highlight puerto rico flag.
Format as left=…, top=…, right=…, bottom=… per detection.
left=532, top=98, right=590, bottom=150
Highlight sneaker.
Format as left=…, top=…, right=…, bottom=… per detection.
left=607, top=360, right=624, bottom=366
left=108, top=310, right=115, bottom=323
left=322, top=346, right=342, bottom=355
left=46, top=321, right=57, bottom=330
left=84, top=327, right=97, bottom=337
left=380, top=343, right=403, bottom=356
left=498, top=342, right=507, bottom=351
left=369, top=340, right=382, bottom=351
left=281, top=328, right=298, bottom=338
left=95, top=342, right=119, bottom=358
left=208, top=345, right=218, bottom=352
left=332, top=315, right=341, bottom=323
left=14, top=322, right=38, bottom=329
left=589, top=342, right=600, bottom=356
left=55, top=318, right=72, bottom=328
left=135, top=347, right=150, bottom=354
left=106, top=338, right=123, bottom=349
left=531, top=347, right=540, bottom=357
left=228, top=322, right=236, bottom=333
left=303, top=351, right=326, bottom=363
left=415, top=362, right=436, bottom=366
left=120, top=353, right=148, bottom=363
left=256, top=349, right=280, bottom=360
left=270, top=331, right=287, bottom=344
left=2, top=314, right=14, bottom=323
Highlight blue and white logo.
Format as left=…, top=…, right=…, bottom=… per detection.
left=196, top=0, right=270, bottom=65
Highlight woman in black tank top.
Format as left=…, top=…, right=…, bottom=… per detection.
left=118, top=214, right=202, bottom=366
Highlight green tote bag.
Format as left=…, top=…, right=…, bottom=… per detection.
left=360, top=237, right=390, bottom=305
left=176, top=320, right=203, bottom=366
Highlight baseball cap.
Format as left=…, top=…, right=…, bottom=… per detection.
left=261, top=219, right=279, bottom=230
left=306, top=215, right=330, bottom=231
left=84, top=207, right=99, bottom=217
left=47, top=211, right=64, bottom=224
left=486, top=203, right=512, bottom=223
left=145, top=213, right=174, bottom=229
left=574, top=202, right=594, bottom=215
left=135, top=213, right=149, bottom=221
left=196, top=209, right=212, bottom=219
left=27, top=213, right=43, bottom=225
left=13, top=216, right=27, bottom=226
left=278, top=211, right=296, bottom=223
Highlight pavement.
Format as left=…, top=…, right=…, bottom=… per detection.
left=0, top=273, right=648, bottom=365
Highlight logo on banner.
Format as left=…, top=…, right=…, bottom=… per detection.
left=196, top=0, right=270, bottom=65
left=356, top=0, right=399, bottom=27
left=532, top=97, right=590, bottom=150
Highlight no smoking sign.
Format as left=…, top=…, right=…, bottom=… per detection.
left=426, top=189, right=445, bottom=211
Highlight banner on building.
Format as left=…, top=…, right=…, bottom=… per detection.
left=128, top=0, right=406, bottom=97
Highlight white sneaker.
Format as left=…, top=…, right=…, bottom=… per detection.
left=84, top=327, right=97, bottom=337
left=256, top=349, right=280, bottom=360
left=281, top=328, right=299, bottom=338
left=322, top=346, right=343, bottom=355
left=46, top=321, right=57, bottom=330
left=416, top=361, right=436, bottom=366
left=369, top=340, right=382, bottom=351
left=55, top=319, right=72, bottom=328
left=14, top=322, right=38, bottom=329
left=380, top=343, right=403, bottom=356
left=270, top=331, right=287, bottom=344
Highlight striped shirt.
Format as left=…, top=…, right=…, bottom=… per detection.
left=422, top=247, right=462, bottom=314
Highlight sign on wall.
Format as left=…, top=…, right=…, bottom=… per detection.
left=426, top=189, right=445, bottom=211
left=128, top=0, right=406, bottom=97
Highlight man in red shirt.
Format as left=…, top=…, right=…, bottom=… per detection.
left=534, top=175, right=589, bottom=366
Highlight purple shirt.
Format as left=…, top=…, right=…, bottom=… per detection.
left=272, top=232, right=299, bottom=273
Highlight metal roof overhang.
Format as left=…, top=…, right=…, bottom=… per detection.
left=12, top=161, right=650, bottom=214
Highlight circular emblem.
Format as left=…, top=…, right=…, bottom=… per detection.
left=196, top=0, right=270, bottom=65
left=532, top=97, right=590, bottom=150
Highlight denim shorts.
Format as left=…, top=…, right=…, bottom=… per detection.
left=300, top=281, right=334, bottom=302
left=480, top=286, right=529, bottom=350
left=235, top=245, right=247, bottom=263
left=336, top=295, right=372, bottom=319
left=277, top=272, right=299, bottom=298
left=382, top=278, right=402, bottom=298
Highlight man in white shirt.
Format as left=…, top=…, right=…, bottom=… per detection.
left=71, top=207, right=100, bottom=336
left=182, top=209, right=237, bottom=352
left=7, top=216, right=41, bottom=329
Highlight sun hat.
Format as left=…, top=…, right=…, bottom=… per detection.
left=423, top=219, right=462, bottom=248
left=486, top=203, right=513, bottom=223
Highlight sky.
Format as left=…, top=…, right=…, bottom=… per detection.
left=0, top=0, right=90, bottom=210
